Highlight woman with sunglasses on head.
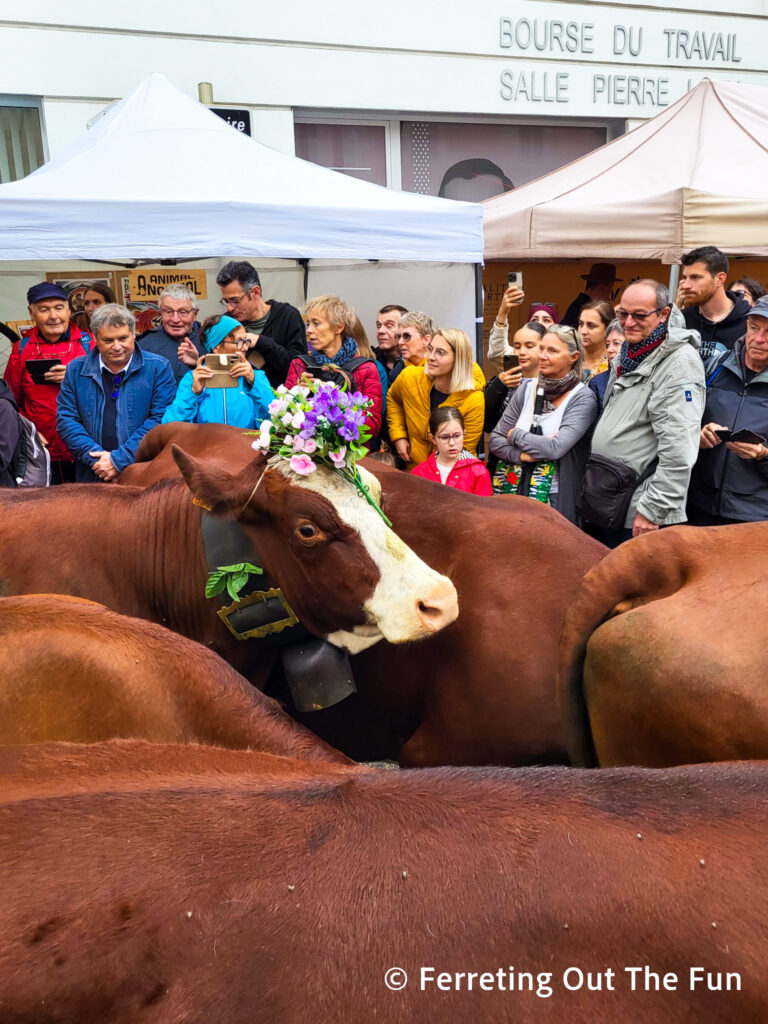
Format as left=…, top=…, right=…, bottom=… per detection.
left=489, top=325, right=597, bottom=523
left=411, top=407, right=492, bottom=495
left=161, top=314, right=273, bottom=428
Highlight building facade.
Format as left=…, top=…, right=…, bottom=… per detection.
left=2, top=0, right=767, bottom=191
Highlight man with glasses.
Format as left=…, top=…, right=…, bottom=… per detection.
left=215, top=261, right=306, bottom=388
left=581, top=279, right=704, bottom=545
left=57, top=304, right=176, bottom=483
left=138, top=285, right=203, bottom=383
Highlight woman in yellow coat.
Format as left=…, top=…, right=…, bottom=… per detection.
left=387, top=328, right=486, bottom=468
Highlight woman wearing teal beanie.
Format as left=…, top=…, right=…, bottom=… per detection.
left=162, top=314, right=273, bottom=428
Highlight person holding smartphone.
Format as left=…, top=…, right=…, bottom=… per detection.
left=484, top=321, right=544, bottom=435
left=161, top=314, right=273, bottom=429
left=487, top=277, right=526, bottom=370
left=688, top=297, right=768, bottom=525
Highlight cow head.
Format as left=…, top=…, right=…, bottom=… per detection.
left=172, top=446, right=458, bottom=652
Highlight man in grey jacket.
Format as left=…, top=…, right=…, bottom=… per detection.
left=585, top=279, right=705, bottom=544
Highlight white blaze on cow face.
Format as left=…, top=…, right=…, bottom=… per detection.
left=275, top=462, right=458, bottom=652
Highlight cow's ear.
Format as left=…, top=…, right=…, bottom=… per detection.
left=171, top=445, right=265, bottom=518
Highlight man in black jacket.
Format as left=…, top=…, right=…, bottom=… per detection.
left=0, top=379, right=21, bottom=488
left=216, top=261, right=306, bottom=388
left=679, top=246, right=750, bottom=363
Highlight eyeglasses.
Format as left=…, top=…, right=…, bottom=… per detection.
left=435, top=432, right=463, bottom=443
left=219, top=292, right=251, bottom=309
left=110, top=373, right=123, bottom=400
left=615, top=308, right=664, bottom=323
left=160, top=307, right=196, bottom=320
left=395, top=332, right=420, bottom=342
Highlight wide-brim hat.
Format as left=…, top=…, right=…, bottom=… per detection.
left=580, top=263, right=622, bottom=284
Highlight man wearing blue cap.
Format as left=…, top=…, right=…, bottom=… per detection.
left=3, top=283, right=91, bottom=483
left=161, top=314, right=273, bottom=428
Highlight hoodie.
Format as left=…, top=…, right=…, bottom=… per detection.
left=683, top=290, right=750, bottom=361
left=588, top=306, right=706, bottom=528
left=0, top=380, right=21, bottom=487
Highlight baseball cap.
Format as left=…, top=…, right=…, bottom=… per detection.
left=748, top=296, right=768, bottom=320
left=27, top=282, right=69, bottom=304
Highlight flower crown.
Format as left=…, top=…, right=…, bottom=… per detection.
left=252, top=378, right=391, bottom=525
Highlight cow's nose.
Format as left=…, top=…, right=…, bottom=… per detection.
left=415, top=578, right=459, bottom=633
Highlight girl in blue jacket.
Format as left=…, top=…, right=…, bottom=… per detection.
left=162, top=314, right=273, bottom=427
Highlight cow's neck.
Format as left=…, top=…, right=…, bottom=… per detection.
left=133, top=483, right=214, bottom=639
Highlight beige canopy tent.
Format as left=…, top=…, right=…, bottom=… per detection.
left=483, top=79, right=768, bottom=265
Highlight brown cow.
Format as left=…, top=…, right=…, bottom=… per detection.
left=0, top=594, right=347, bottom=762
left=123, top=424, right=608, bottom=766
left=0, top=741, right=765, bottom=1022
left=0, top=433, right=603, bottom=766
left=559, top=523, right=768, bottom=767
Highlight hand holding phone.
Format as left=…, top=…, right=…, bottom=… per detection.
left=502, top=353, right=520, bottom=372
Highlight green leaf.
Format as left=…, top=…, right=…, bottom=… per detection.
left=226, top=571, right=249, bottom=601
left=204, top=571, right=227, bottom=598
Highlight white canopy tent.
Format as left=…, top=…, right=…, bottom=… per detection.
left=0, top=73, right=484, bottom=361
left=483, top=79, right=768, bottom=266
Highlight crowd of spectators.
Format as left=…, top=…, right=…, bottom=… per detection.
left=2, top=247, right=768, bottom=541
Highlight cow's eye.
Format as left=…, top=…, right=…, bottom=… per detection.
left=295, top=520, right=324, bottom=543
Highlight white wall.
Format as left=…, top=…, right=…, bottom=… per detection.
left=2, top=2, right=767, bottom=154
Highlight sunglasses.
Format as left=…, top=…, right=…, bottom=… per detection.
left=395, top=331, right=420, bottom=342
left=110, top=373, right=123, bottom=400
left=615, top=308, right=664, bottom=323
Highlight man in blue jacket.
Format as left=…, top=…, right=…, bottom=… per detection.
left=57, top=304, right=176, bottom=482
left=689, top=296, right=768, bottom=525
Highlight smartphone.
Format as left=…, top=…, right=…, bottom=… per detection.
left=204, top=353, right=239, bottom=388
left=25, top=358, right=61, bottom=384
left=715, top=427, right=767, bottom=445
left=508, top=271, right=524, bottom=292
left=503, top=353, right=520, bottom=372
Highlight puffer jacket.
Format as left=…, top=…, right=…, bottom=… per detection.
left=387, top=363, right=486, bottom=469
left=588, top=306, right=705, bottom=528
left=162, top=367, right=273, bottom=428
left=410, top=451, right=493, bottom=495
left=689, top=341, right=768, bottom=522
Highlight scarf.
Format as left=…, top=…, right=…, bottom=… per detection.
left=616, top=319, right=668, bottom=378
left=311, top=335, right=358, bottom=367
left=538, top=370, right=580, bottom=413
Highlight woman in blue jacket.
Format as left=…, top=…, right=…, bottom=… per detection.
left=162, top=314, right=273, bottom=428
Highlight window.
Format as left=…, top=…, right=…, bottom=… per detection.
left=0, top=103, right=45, bottom=183
left=294, top=121, right=387, bottom=186
left=401, top=121, right=607, bottom=200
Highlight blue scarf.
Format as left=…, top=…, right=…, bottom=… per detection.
left=311, top=336, right=358, bottom=367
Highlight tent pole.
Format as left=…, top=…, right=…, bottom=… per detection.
left=299, top=258, right=310, bottom=301
left=668, top=264, right=680, bottom=301
left=474, top=263, right=484, bottom=366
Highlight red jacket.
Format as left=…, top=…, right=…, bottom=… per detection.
left=284, top=357, right=383, bottom=447
left=4, top=325, right=90, bottom=461
left=411, top=452, right=493, bottom=495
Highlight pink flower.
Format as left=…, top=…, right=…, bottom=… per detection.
left=303, top=437, right=317, bottom=454
left=292, top=435, right=305, bottom=452
left=328, top=447, right=347, bottom=467
left=289, top=454, right=316, bottom=476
